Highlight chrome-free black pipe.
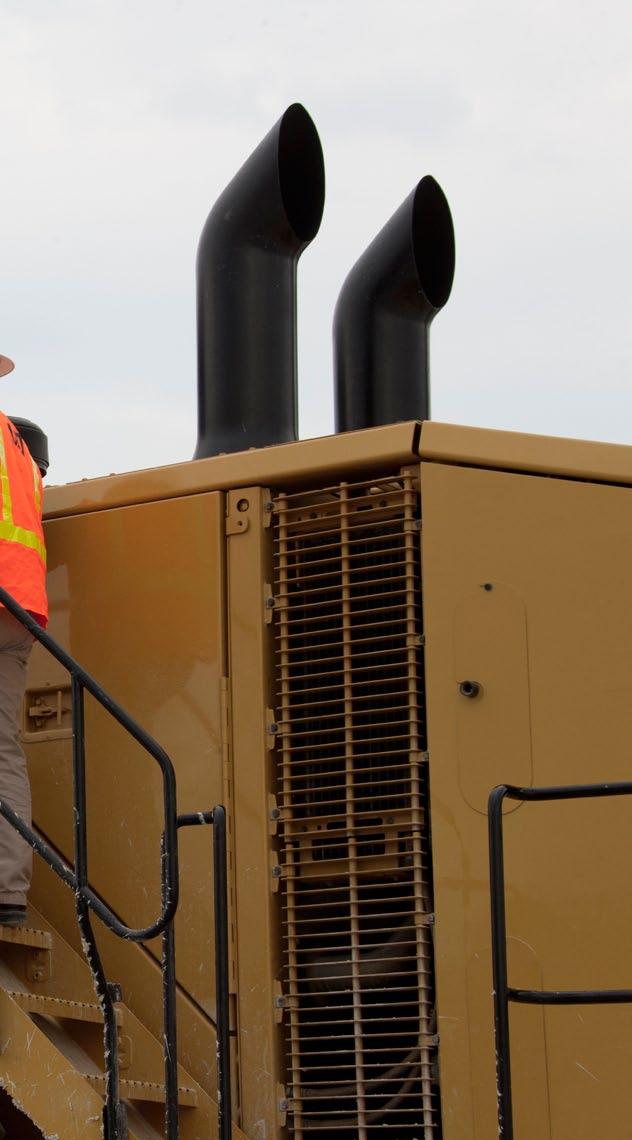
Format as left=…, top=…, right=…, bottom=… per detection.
left=195, top=103, right=325, bottom=457
left=333, top=175, right=455, bottom=431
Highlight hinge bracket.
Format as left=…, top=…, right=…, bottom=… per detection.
left=264, top=583, right=275, bottom=624
left=266, top=708, right=279, bottom=749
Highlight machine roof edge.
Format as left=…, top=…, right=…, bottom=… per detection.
left=43, top=422, right=422, bottom=520
left=420, top=421, right=632, bottom=485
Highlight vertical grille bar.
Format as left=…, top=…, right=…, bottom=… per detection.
left=272, top=471, right=441, bottom=1138
left=340, top=484, right=368, bottom=1139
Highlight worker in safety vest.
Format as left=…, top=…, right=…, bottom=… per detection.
left=0, top=354, right=47, bottom=927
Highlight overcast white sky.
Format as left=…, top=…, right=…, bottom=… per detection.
left=1, top=0, right=631, bottom=485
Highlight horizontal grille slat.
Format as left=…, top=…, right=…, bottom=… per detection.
left=273, top=473, right=440, bottom=1138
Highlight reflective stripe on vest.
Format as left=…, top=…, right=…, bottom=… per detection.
left=0, top=429, right=46, bottom=565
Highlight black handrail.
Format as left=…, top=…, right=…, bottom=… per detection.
left=0, top=586, right=232, bottom=1140
left=488, top=779, right=632, bottom=1140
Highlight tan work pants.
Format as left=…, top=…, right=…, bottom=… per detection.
left=0, top=608, right=33, bottom=905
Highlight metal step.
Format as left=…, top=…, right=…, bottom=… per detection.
left=6, top=989, right=124, bottom=1025
left=84, top=1073, right=198, bottom=1107
left=0, top=925, right=52, bottom=950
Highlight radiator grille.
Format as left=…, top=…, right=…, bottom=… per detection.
left=272, top=471, right=441, bottom=1138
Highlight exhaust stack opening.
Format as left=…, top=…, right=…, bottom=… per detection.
left=195, top=103, right=325, bottom=458
left=333, top=175, right=455, bottom=432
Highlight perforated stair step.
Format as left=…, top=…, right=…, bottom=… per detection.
left=0, top=925, right=52, bottom=950
left=6, top=989, right=124, bottom=1025
left=84, top=1073, right=198, bottom=1107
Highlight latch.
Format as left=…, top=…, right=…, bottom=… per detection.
left=24, top=686, right=72, bottom=736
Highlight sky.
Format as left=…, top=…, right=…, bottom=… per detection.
left=1, top=0, right=631, bottom=486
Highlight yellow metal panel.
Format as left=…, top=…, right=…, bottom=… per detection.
left=420, top=419, right=632, bottom=487
left=26, top=491, right=226, bottom=1014
left=422, top=459, right=632, bottom=1139
left=453, top=584, right=532, bottom=812
left=43, top=423, right=421, bottom=520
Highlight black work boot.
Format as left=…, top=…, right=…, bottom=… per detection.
left=0, top=904, right=26, bottom=927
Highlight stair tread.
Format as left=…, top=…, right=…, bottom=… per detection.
left=0, top=924, right=52, bottom=949
left=84, top=1073, right=198, bottom=1107
left=6, top=988, right=124, bottom=1024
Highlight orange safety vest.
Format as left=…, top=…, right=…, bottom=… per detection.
left=0, top=411, right=47, bottom=627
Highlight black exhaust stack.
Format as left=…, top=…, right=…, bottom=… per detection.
left=195, top=103, right=325, bottom=457
left=334, top=175, right=455, bottom=431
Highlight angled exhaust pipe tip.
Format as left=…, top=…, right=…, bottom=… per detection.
left=333, top=175, right=455, bottom=432
left=195, top=103, right=325, bottom=458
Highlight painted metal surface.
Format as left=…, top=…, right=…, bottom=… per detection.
left=27, top=491, right=226, bottom=1012
left=421, top=458, right=632, bottom=1139
left=420, top=419, right=632, bottom=486
left=42, top=423, right=421, bottom=520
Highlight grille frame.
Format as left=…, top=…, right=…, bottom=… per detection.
left=272, top=469, right=442, bottom=1138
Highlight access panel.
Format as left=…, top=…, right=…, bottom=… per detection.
left=422, top=460, right=632, bottom=1140
left=24, top=490, right=227, bottom=1023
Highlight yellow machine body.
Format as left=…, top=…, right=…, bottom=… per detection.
left=2, top=419, right=632, bottom=1137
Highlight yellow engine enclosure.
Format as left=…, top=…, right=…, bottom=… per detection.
left=16, top=419, right=632, bottom=1139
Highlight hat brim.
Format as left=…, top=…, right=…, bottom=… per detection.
left=0, top=356, right=15, bottom=379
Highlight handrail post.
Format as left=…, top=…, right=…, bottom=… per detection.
left=488, top=786, right=513, bottom=1140
left=71, top=675, right=126, bottom=1140
left=177, top=809, right=233, bottom=1140
left=162, top=834, right=179, bottom=1140
left=212, top=806, right=232, bottom=1140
